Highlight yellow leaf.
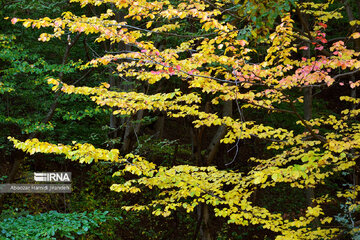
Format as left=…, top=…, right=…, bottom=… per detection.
left=351, top=32, right=360, bottom=39
left=146, top=21, right=153, bottom=28
left=23, top=21, right=31, bottom=28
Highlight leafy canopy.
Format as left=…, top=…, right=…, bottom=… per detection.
left=7, top=0, right=360, bottom=239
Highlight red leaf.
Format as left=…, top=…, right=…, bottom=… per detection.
left=318, top=22, right=327, bottom=29
left=315, top=45, right=324, bottom=51
left=320, top=38, right=328, bottom=44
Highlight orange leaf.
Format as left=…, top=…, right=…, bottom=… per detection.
left=351, top=32, right=360, bottom=39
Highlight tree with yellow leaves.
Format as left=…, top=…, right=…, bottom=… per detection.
left=6, top=0, right=360, bottom=239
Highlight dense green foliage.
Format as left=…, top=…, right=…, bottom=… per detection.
left=0, top=210, right=112, bottom=240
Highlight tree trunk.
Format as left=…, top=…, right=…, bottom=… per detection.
left=106, top=10, right=133, bottom=149
left=205, top=101, right=232, bottom=165
left=108, top=67, right=119, bottom=141
left=154, top=113, right=165, bottom=139
left=304, top=54, right=316, bottom=209
left=297, top=7, right=318, bottom=217
left=121, top=110, right=144, bottom=153
left=193, top=101, right=232, bottom=239
left=198, top=203, right=213, bottom=240
left=345, top=0, right=360, bottom=197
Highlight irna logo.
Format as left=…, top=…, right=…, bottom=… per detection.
left=34, top=172, right=71, bottom=182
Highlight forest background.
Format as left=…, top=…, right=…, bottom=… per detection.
left=1, top=0, right=360, bottom=239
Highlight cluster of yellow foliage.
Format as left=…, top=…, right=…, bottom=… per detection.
left=8, top=0, right=360, bottom=239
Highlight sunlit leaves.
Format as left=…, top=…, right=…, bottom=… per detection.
left=7, top=0, right=360, bottom=239
left=350, top=32, right=360, bottom=39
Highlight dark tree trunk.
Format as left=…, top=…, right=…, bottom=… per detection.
left=192, top=101, right=232, bottom=240
left=345, top=0, right=360, bottom=188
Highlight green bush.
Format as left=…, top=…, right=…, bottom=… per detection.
left=0, top=210, right=113, bottom=240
